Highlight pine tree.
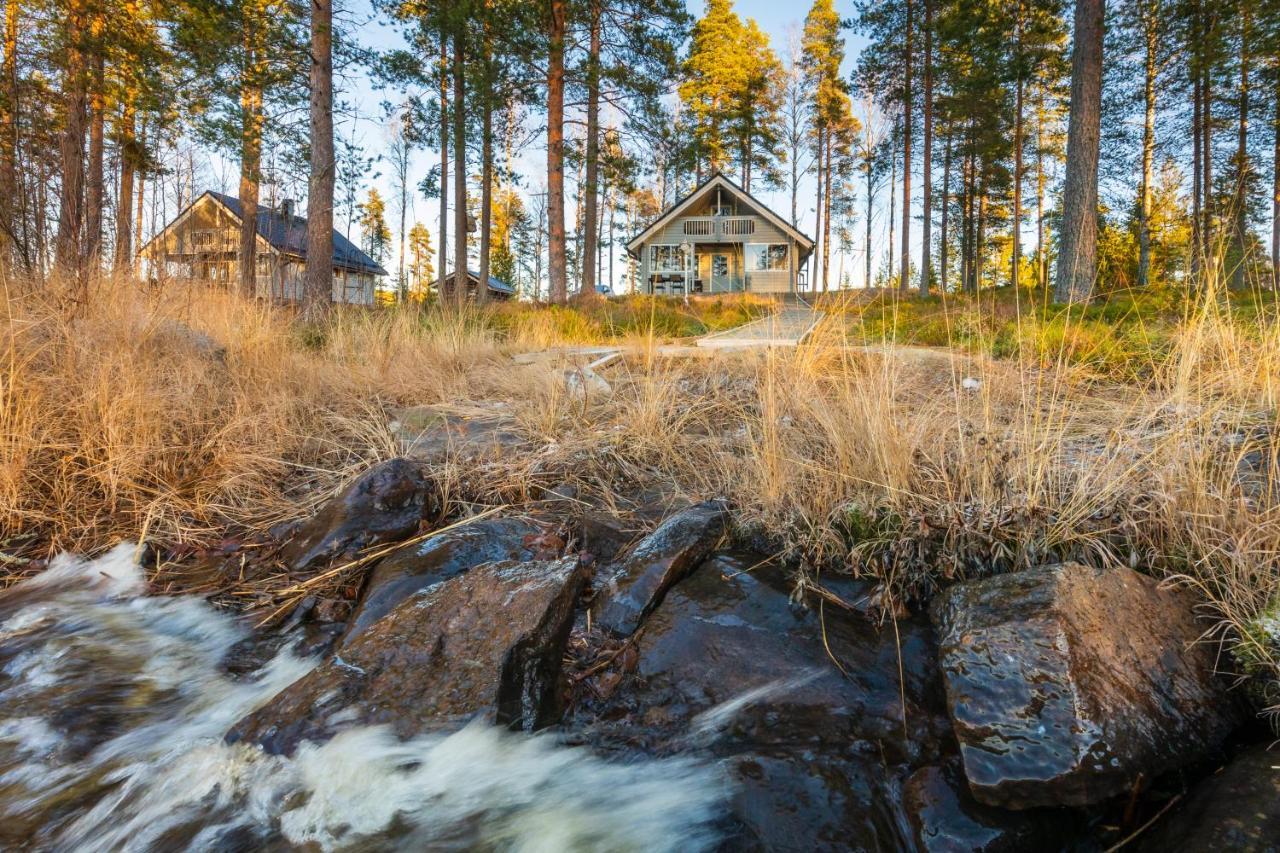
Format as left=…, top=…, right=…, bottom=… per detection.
left=359, top=188, right=392, bottom=264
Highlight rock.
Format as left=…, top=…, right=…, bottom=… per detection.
left=393, top=405, right=525, bottom=463
left=577, top=512, right=640, bottom=565
left=281, top=458, right=434, bottom=573
left=343, top=516, right=541, bottom=643
left=1140, top=744, right=1280, bottom=853
left=718, top=750, right=911, bottom=852
left=228, top=556, right=587, bottom=755
left=590, top=501, right=727, bottom=636
left=902, top=761, right=1078, bottom=852
left=581, top=553, right=950, bottom=762
left=564, top=367, right=611, bottom=400
left=931, top=562, right=1242, bottom=809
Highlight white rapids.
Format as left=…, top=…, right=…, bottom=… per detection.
left=0, top=544, right=726, bottom=852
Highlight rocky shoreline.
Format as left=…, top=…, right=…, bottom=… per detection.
left=168, top=456, right=1278, bottom=850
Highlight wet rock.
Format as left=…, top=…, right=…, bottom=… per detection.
left=228, top=556, right=588, bottom=755
left=718, top=750, right=911, bottom=852
left=931, top=562, right=1241, bottom=809
left=393, top=405, right=526, bottom=463
left=590, top=501, right=727, bottom=636
left=583, top=552, right=950, bottom=762
left=902, top=761, right=1078, bottom=852
left=281, top=458, right=433, bottom=573
left=1140, top=744, right=1280, bottom=853
left=577, top=512, right=640, bottom=565
left=343, top=516, right=541, bottom=643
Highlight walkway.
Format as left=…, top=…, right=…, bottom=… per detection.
left=695, top=305, right=822, bottom=349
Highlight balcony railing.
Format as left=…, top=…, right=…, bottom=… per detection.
left=722, top=218, right=755, bottom=236
left=680, top=217, right=758, bottom=238
left=682, top=218, right=715, bottom=236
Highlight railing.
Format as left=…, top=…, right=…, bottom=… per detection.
left=682, top=218, right=715, bottom=236
left=722, top=218, right=756, bottom=236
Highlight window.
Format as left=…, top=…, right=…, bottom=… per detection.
left=712, top=255, right=728, bottom=276
left=745, top=244, right=788, bottom=272
left=649, top=244, right=690, bottom=272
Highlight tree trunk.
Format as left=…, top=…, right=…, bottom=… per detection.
left=941, top=131, right=950, bottom=293
left=0, top=0, right=16, bottom=269
left=865, top=149, right=873, bottom=289
left=546, top=0, right=567, bottom=304
left=888, top=120, right=896, bottom=287
left=54, top=4, right=88, bottom=283
left=919, top=0, right=932, bottom=295
left=439, top=28, right=448, bottom=289
left=1136, top=3, right=1156, bottom=288
left=301, top=0, right=334, bottom=319
left=134, top=117, right=146, bottom=274
left=1036, top=86, right=1047, bottom=288
left=115, top=103, right=136, bottom=272
left=581, top=0, right=600, bottom=299
left=1230, top=6, right=1249, bottom=291
left=976, top=173, right=987, bottom=288
left=1012, top=26, right=1023, bottom=290
left=1273, top=72, right=1279, bottom=290
left=814, top=124, right=825, bottom=292
left=1053, top=0, right=1104, bottom=304
left=899, top=0, right=913, bottom=295
left=1192, top=47, right=1202, bottom=285
left=822, top=132, right=832, bottom=293
left=238, top=6, right=264, bottom=300
left=452, top=30, right=467, bottom=304
left=1202, top=17, right=1214, bottom=283
left=477, top=49, right=493, bottom=304
left=84, top=46, right=104, bottom=276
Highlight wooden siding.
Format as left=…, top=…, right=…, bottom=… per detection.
left=636, top=213, right=798, bottom=294
left=143, top=195, right=377, bottom=305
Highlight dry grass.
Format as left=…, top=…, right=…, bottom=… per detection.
left=2, top=273, right=1279, bottom=716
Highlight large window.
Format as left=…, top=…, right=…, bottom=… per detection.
left=745, top=244, right=788, bottom=272
left=650, top=244, right=690, bottom=272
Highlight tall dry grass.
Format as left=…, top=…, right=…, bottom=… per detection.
left=2, top=272, right=1278, bottom=713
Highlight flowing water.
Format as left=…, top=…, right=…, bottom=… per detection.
left=0, top=545, right=726, bottom=852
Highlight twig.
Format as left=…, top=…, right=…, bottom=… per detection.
left=1103, top=794, right=1180, bottom=853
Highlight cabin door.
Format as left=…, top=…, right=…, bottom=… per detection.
left=710, top=253, right=731, bottom=292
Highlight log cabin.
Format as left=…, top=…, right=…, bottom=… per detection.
left=625, top=173, right=814, bottom=297
left=140, top=191, right=388, bottom=304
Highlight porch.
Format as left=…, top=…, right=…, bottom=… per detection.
left=646, top=243, right=775, bottom=296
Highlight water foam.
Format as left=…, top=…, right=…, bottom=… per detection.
left=0, top=545, right=726, bottom=851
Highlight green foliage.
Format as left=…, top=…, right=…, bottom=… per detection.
left=358, top=188, right=392, bottom=263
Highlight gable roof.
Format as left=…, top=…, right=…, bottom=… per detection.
left=433, top=269, right=516, bottom=296
left=205, top=191, right=388, bottom=276
left=625, top=173, right=814, bottom=257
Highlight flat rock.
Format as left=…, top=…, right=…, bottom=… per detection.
left=227, top=556, right=587, bottom=755
left=931, top=563, right=1241, bottom=809
left=902, top=761, right=1078, bottom=852
left=343, top=516, right=541, bottom=643
left=1140, top=744, right=1280, bottom=853
left=582, top=553, right=950, bottom=762
left=393, top=405, right=525, bottom=463
left=590, top=501, right=727, bottom=636
left=281, top=458, right=433, bottom=573
left=717, top=750, right=911, bottom=852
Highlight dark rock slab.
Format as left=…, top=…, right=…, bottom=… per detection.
left=394, top=405, right=526, bottom=463
left=590, top=501, right=727, bottom=636
left=932, top=562, right=1241, bottom=810
left=717, top=750, right=912, bottom=852
left=281, top=458, right=434, bottom=573
left=583, top=552, right=950, bottom=763
left=343, top=516, right=541, bottom=643
left=903, top=761, right=1078, bottom=852
left=228, top=556, right=587, bottom=755
left=1140, top=744, right=1280, bottom=853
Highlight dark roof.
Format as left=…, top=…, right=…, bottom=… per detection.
left=207, top=191, right=388, bottom=276
left=434, top=269, right=516, bottom=295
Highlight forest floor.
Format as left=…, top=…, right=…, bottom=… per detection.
left=2, top=276, right=1278, bottom=719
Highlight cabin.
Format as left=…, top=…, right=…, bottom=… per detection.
left=140, top=191, right=388, bottom=305
left=433, top=269, right=516, bottom=301
left=625, top=173, right=814, bottom=296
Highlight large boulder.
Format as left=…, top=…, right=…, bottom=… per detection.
left=281, top=458, right=434, bottom=572
left=228, top=556, right=588, bottom=754
left=902, top=761, right=1078, bottom=852
left=931, top=563, right=1242, bottom=809
left=343, top=516, right=541, bottom=643
left=1139, top=744, right=1280, bottom=853
left=590, top=500, right=727, bottom=636
left=580, top=553, right=951, bottom=762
